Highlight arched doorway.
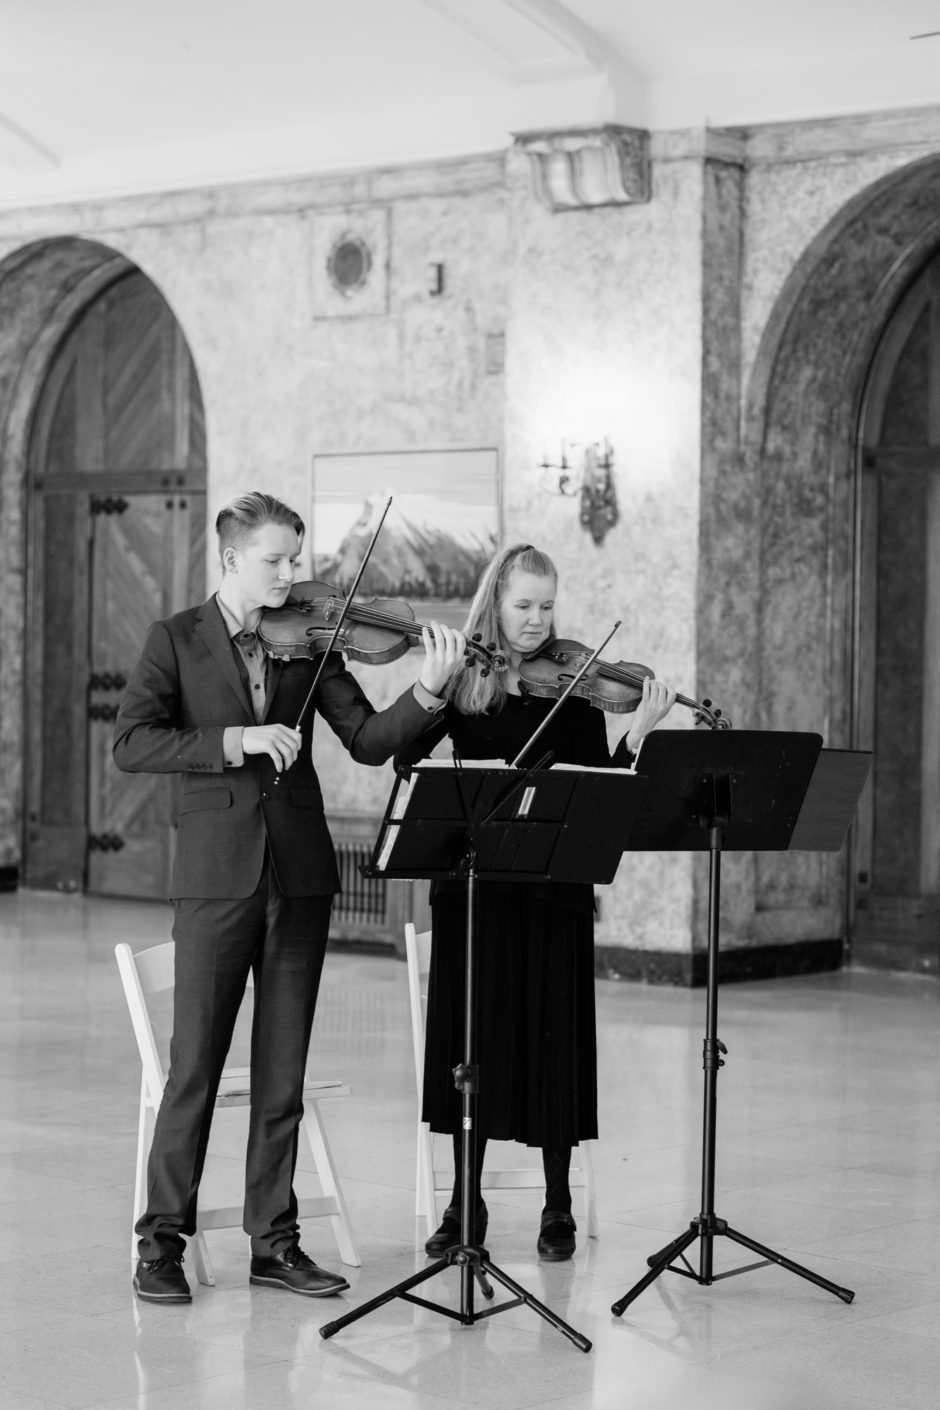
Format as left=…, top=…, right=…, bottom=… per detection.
left=23, top=267, right=206, bottom=898
left=741, top=154, right=940, bottom=975
left=853, top=257, right=940, bottom=968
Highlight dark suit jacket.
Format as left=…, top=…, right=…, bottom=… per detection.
left=113, top=596, right=435, bottom=899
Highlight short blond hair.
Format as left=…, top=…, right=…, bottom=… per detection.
left=216, top=491, right=304, bottom=557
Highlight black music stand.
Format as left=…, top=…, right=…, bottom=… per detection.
left=611, top=730, right=872, bottom=1317
left=320, top=759, right=648, bottom=1352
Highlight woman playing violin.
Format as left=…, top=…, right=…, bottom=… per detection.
left=396, top=542, right=675, bottom=1261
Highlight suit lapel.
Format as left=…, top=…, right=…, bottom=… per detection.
left=195, top=597, right=253, bottom=719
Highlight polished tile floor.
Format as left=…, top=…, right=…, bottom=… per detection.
left=0, top=889, right=938, bottom=1409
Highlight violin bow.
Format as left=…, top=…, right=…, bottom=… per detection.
left=509, top=619, right=622, bottom=769
left=273, top=495, right=393, bottom=785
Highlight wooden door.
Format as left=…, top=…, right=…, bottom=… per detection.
left=86, top=494, right=205, bottom=896
left=854, top=258, right=940, bottom=973
left=26, top=271, right=206, bottom=898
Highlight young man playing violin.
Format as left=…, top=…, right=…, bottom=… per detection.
left=114, top=490, right=465, bottom=1304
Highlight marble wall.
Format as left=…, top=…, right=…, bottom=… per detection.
left=3, top=107, right=940, bottom=970
left=501, top=140, right=707, bottom=958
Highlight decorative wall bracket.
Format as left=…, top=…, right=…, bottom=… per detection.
left=514, top=125, right=650, bottom=212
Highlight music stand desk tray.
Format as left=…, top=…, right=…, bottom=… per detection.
left=628, top=730, right=871, bottom=853
left=368, top=761, right=649, bottom=885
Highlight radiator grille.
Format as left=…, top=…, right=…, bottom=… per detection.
left=333, top=838, right=386, bottom=928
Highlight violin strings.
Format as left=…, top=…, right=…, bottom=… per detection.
left=565, top=652, right=709, bottom=720
left=301, top=599, right=495, bottom=665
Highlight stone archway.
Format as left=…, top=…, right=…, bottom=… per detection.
left=739, top=153, right=940, bottom=969
left=0, top=237, right=205, bottom=891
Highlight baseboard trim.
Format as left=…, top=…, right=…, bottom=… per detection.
left=594, top=937, right=845, bottom=987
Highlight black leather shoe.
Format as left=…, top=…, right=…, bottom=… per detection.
left=249, top=1244, right=349, bottom=1297
left=133, top=1256, right=192, bottom=1303
left=424, top=1202, right=488, bottom=1255
left=537, top=1210, right=576, bottom=1261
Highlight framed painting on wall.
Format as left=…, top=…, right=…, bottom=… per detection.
left=310, top=448, right=500, bottom=628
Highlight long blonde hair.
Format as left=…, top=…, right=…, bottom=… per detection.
left=448, top=543, right=557, bottom=715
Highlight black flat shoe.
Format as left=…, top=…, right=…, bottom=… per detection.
left=249, top=1244, right=350, bottom=1297
left=133, top=1256, right=192, bottom=1303
left=537, top=1210, right=576, bottom=1261
left=424, top=1202, right=488, bottom=1255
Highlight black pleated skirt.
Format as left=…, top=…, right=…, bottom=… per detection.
left=421, top=885, right=598, bottom=1148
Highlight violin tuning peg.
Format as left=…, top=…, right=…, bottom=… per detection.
left=480, top=668, right=490, bottom=678
left=471, top=632, right=483, bottom=643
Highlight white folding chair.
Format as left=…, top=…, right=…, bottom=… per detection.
left=115, top=939, right=360, bottom=1286
left=404, top=922, right=598, bottom=1239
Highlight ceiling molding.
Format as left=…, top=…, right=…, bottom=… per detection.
left=418, top=0, right=596, bottom=73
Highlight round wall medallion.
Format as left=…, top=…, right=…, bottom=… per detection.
left=326, top=233, right=372, bottom=296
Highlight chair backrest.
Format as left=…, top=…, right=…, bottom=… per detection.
left=116, top=940, right=262, bottom=1108
left=115, top=941, right=174, bottom=1106
left=403, top=923, right=432, bottom=1104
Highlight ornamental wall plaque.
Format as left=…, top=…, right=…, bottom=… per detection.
left=326, top=233, right=372, bottom=297
left=310, top=208, right=389, bottom=318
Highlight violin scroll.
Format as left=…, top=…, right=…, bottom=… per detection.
left=468, top=632, right=507, bottom=678
left=694, top=698, right=732, bottom=731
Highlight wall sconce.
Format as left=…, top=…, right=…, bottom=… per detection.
left=539, top=439, right=618, bottom=544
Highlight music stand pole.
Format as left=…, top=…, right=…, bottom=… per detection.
left=611, top=737, right=862, bottom=1316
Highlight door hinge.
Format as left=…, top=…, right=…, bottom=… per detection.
left=90, top=495, right=128, bottom=516
left=88, top=833, right=125, bottom=852
left=89, top=672, right=128, bottom=692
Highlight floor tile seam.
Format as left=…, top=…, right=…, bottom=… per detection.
left=702, top=1187, right=940, bottom=1219
left=83, top=1357, right=345, bottom=1410
left=786, top=1231, right=940, bottom=1266
left=286, top=1357, right=504, bottom=1410
left=0, top=1383, right=71, bottom=1410
left=722, top=1118, right=940, bottom=1146
left=783, top=1209, right=940, bottom=1240
left=838, top=1305, right=940, bottom=1338
left=721, top=1313, right=940, bottom=1368
left=0, top=1308, right=290, bottom=1364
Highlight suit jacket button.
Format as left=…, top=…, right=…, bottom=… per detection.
left=261, top=791, right=268, bottom=800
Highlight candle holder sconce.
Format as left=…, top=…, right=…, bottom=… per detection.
left=539, top=439, right=618, bottom=545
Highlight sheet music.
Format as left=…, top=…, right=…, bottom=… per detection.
left=551, top=761, right=632, bottom=774
left=375, top=772, right=419, bottom=870
left=374, top=761, right=510, bottom=870
left=415, top=758, right=507, bottom=771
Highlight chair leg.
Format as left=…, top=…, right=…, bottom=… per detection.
left=131, top=1093, right=152, bottom=1269
left=191, top=1232, right=215, bottom=1286
left=416, top=1121, right=438, bottom=1235
left=302, top=1104, right=361, bottom=1267
left=582, top=1140, right=598, bottom=1238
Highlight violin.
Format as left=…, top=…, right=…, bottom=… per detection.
left=519, top=638, right=731, bottom=731
left=258, top=580, right=507, bottom=675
